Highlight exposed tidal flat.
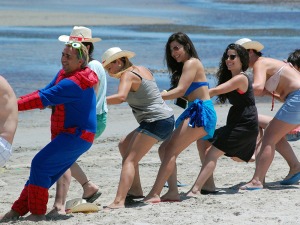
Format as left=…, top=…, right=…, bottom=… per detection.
left=1, top=0, right=299, bottom=98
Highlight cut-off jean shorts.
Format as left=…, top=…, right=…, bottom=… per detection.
left=136, top=115, right=175, bottom=141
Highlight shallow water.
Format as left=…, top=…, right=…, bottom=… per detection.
left=1, top=0, right=299, bottom=96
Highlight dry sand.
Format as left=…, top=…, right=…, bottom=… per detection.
left=1, top=102, right=299, bottom=225
left=1, top=1, right=299, bottom=224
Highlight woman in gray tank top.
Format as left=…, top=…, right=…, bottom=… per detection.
left=101, top=47, right=175, bottom=210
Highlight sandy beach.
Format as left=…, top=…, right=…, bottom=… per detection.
left=1, top=101, right=300, bottom=225
left=1, top=1, right=300, bottom=224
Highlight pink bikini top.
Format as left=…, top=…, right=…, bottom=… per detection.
left=265, top=62, right=294, bottom=93
left=265, top=64, right=286, bottom=93
left=264, top=62, right=295, bottom=111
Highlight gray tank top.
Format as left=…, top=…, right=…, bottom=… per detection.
left=126, top=71, right=173, bottom=123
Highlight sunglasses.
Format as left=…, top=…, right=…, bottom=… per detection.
left=171, top=45, right=182, bottom=52
left=65, top=41, right=83, bottom=58
left=225, top=54, right=237, bottom=60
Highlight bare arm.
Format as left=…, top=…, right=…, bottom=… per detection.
left=252, top=60, right=267, bottom=96
left=161, top=58, right=198, bottom=100
left=106, top=72, right=133, bottom=104
left=0, top=76, right=18, bottom=144
left=209, top=74, right=248, bottom=97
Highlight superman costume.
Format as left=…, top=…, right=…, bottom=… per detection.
left=11, top=67, right=98, bottom=216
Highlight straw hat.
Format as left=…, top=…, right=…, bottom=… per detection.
left=65, top=198, right=99, bottom=214
left=235, top=38, right=264, bottom=52
left=58, top=26, right=101, bottom=43
left=101, top=47, right=135, bottom=67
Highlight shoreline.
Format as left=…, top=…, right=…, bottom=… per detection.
left=0, top=11, right=172, bottom=27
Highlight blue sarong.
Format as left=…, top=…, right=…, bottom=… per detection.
left=175, top=99, right=217, bottom=140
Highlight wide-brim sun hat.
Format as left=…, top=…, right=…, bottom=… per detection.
left=235, top=38, right=264, bottom=52
left=65, top=198, right=99, bottom=214
left=101, top=47, right=135, bottom=67
left=58, top=26, right=101, bottom=43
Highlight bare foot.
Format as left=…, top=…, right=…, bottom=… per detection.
left=127, top=191, right=144, bottom=198
left=240, top=179, right=263, bottom=190
left=25, top=214, right=46, bottom=222
left=46, top=207, right=66, bottom=219
left=185, top=190, right=201, bottom=197
left=249, top=158, right=255, bottom=163
left=284, top=167, right=300, bottom=180
left=160, top=191, right=180, bottom=202
left=103, top=203, right=125, bottom=212
left=143, top=195, right=161, bottom=204
left=0, top=209, right=20, bottom=222
left=231, top=157, right=243, bottom=162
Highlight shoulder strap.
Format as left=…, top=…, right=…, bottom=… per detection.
left=131, top=70, right=142, bottom=80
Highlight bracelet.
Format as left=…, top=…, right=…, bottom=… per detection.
left=82, top=180, right=90, bottom=187
left=162, top=90, right=168, bottom=93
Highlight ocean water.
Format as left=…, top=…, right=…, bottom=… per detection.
left=1, top=0, right=300, bottom=97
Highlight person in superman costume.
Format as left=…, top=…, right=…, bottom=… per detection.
left=1, top=41, right=98, bottom=222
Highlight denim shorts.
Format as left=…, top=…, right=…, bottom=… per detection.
left=136, top=115, right=175, bottom=141
left=275, top=89, right=300, bottom=124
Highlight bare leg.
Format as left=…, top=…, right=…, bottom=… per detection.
left=275, top=137, right=300, bottom=179
left=70, top=162, right=99, bottom=199
left=47, top=169, right=71, bottom=217
left=158, top=137, right=180, bottom=201
left=251, top=114, right=300, bottom=179
left=144, top=119, right=207, bottom=203
left=247, top=114, right=300, bottom=177
left=253, top=114, right=273, bottom=161
left=196, top=139, right=217, bottom=191
left=241, top=118, right=297, bottom=189
left=106, top=132, right=158, bottom=209
left=119, top=131, right=144, bottom=197
left=187, top=146, right=224, bottom=197
left=250, top=125, right=264, bottom=162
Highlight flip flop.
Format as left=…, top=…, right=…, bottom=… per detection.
left=240, top=186, right=262, bottom=191
left=125, top=194, right=145, bottom=205
left=126, top=194, right=145, bottom=199
left=177, top=180, right=188, bottom=187
left=83, top=191, right=102, bottom=203
left=103, top=205, right=124, bottom=212
left=280, top=172, right=300, bottom=185
left=164, top=180, right=188, bottom=188
left=200, top=189, right=219, bottom=195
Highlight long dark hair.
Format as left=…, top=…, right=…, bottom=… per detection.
left=287, top=49, right=300, bottom=68
left=216, top=43, right=249, bottom=103
left=165, top=32, right=199, bottom=89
